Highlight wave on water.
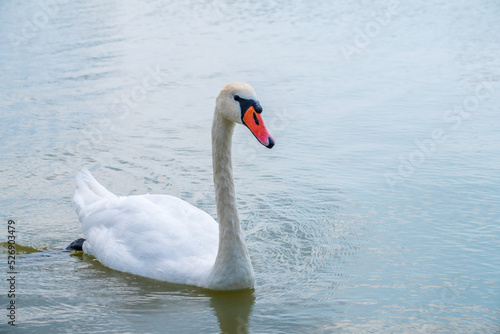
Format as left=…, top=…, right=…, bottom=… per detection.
left=0, top=242, right=48, bottom=254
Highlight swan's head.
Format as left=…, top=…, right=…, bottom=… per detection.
left=216, top=82, right=275, bottom=148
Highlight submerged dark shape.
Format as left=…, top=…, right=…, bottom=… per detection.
left=65, top=238, right=85, bottom=251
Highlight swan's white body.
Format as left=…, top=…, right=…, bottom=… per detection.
left=74, top=83, right=274, bottom=290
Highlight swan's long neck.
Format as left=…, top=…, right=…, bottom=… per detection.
left=208, top=111, right=254, bottom=290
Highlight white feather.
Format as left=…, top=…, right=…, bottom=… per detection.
left=75, top=177, right=218, bottom=286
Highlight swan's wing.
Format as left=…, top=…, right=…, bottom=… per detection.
left=80, top=194, right=219, bottom=285
left=74, top=170, right=219, bottom=285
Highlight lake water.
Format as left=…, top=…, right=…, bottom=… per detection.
left=1, top=0, right=499, bottom=333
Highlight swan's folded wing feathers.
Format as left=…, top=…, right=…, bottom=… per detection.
left=80, top=193, right=219, bottom=284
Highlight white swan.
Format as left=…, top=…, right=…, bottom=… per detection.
left=73, top=83, right=275, bottom=290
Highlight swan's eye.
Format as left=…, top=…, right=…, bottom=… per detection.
left=234, top=95, right=240, bottom=101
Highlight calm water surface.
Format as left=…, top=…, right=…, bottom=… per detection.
left=1, top=0, right=499, bottom=333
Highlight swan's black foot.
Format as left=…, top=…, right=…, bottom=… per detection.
left=65, top=238, right=86, bottom=251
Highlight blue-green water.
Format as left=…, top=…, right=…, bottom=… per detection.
left=1, top=0, right=499, bottom=333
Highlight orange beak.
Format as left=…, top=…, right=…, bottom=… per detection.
left=242, top=106, right=275, bottom=148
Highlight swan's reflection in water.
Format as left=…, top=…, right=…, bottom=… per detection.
left=208, top=289, right=255, bottom=334
left=61, top=252, right=256, bottom=332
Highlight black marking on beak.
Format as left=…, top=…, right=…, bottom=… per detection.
left=267, top=137, right=275, bottom=149
left=234, top=95, right=263, bottom=119
left=253, top=112, right=259, bottom=126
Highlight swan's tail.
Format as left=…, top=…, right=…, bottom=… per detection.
left=74, top=168, right=117, bottom=216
